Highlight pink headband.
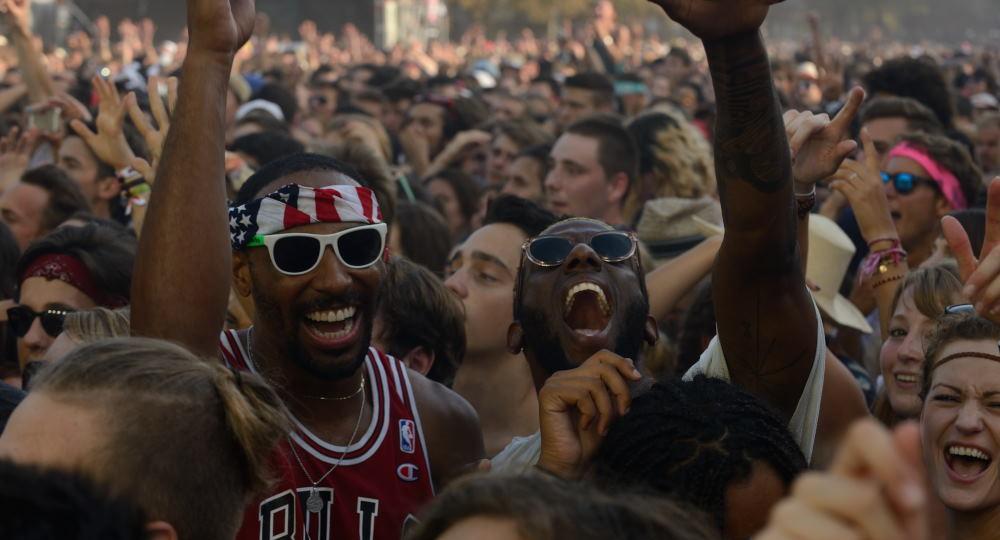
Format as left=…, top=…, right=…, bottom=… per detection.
left=20, top=254, right=128, bottom=308
left=229, top=183, right=382, bottom=250
left=887, top=143, right=968, bottom=210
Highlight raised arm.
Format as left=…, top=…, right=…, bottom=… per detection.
left=1, top=0, right=55, bottom=102
left=651, top=0, right=814, bottom=419
left=130, top=0, right=255, bottom=357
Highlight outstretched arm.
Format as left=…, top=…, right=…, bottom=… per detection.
left=651, top=0, right=815, bottom=419
left=130, top=0, right=255, bottom=357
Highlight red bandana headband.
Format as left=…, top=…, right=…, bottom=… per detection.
left=228, top=183, right=383, bottom=250
left=20, top=254, right=128, bottom=308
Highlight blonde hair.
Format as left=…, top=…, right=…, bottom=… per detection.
left=61, top=307, right=130, bottom=343
left=624, top=110, right=716, bottom=223
left=31, top=338, right=290, bottom=540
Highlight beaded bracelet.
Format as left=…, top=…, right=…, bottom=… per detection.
left=873, top=274, right=904, bottom=289
left=858, top=238, right=907, bottom=284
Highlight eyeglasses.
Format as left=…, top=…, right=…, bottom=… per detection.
left=523, top=231, right=638, bottom=267
left=7, top=306, right=74, bottom=338
left=247, top=223, right=388, bottom=276
left=944, top=304, right=976, bottom=315
left=881, top=172, right=939, bottom=195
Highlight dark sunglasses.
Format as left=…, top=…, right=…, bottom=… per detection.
left=7, top=306, right=74, bottom=338
left=881, top=172, right=938, bottom=195
left=523, top=231, right=638, bottom=267
left=246, top=223, right=387, bottom=276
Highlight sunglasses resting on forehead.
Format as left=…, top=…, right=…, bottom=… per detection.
left=523, top=230, right=639, bottom=267
left=247, top=223, right=388, bottom=276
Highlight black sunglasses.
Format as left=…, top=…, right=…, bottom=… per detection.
left=881, top=172, right=938, bottom=195
left=523, top=231, right=638, bottom=267
left=7, top=306, right=74, bottom=338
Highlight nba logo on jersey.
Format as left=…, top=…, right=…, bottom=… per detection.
left=399, top=419, right=416, bottom=454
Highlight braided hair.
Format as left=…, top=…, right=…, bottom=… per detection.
left=589, top=376, right=806, bottom=531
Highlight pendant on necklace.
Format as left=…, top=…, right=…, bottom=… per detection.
left=306, top=488, right=324, bottom=513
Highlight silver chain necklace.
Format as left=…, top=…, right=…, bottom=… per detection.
left=245, top=328, right=369, bottom=514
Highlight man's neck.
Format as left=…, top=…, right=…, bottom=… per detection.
left=245, top=326, right=372, bottom=439
left=453, top=350, right=538, bottom=456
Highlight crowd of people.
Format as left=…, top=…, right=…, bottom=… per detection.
left=0, top=0, right=999, bottom=537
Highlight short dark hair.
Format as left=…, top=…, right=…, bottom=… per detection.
left=376, top=257, right=465, bottom=387
left=411, top=473, right=718, bottom=540
left=16, top=222, right=136, bottom=305
left=590, top=376, right=807, bottom=530
left=863, top=57, right=955, bottom=128
left=20, top=165, right=92, bottom=234
left=0, top=459, right=148, bottom=539
left=667, top=47, right=693, bottom=67
left=229, top=132, right=305, bottom=168
left=859, top=96, right=943, bottom=135
left=565, top=115, right=638, bottom=200
left=483, top=194, right=559, bottom=238
left=393, top=201, right=451, bottom=275
left=564, top=73, right=615, bottom=108
left=382, top=79, right=422, bottom=104
left=234, top=153, right=372, bottom=205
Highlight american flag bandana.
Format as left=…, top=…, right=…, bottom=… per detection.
left=228, top=184, right=382, bottom=250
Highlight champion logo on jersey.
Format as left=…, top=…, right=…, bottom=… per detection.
left=399, top=419, right=416, bottom=454
left=397, top=463, right=420, bottom=483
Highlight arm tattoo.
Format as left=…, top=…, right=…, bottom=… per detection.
left=707, top=31, right=791, bottom=194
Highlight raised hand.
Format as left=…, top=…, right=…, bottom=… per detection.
left=0, top=0, right=31, bottom=36
left=127, top=75, right=178, bottom=177
left=70, top=76, right=137, bottom=171
left=757, top=420, right=928, bottom=540
left=647, top=0, right=782, bottom=41
left=787, top=87, right=865, bottom=187
left=945, top=177, right=1000, bottom=319
left=829, top=128, right=899, bottom=243
left=536, top=351, right=641, bottom=480
left=186, top=0, right=255, bottom=57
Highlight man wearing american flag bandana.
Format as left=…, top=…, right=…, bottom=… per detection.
left=130, top=2, right=485, bottom=536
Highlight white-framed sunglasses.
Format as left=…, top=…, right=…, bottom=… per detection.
left=247, top=223, right=387, bottom=276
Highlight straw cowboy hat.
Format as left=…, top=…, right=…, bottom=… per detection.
left=688, top=213, right=872, bottom=333
left=806, top=215, right=872, bottom=334
left=636, top=197, right=722, bottom=260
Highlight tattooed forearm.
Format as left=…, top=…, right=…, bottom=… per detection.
left=706, top=31, right=791, bottom=194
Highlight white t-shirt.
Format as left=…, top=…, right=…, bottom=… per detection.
left=491, top=295, right=826, bottom=472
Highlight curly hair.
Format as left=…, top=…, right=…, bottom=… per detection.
left=863, top=57, right=955, bottom=128
left=589, top=376, right=806, bottom=531
left=895, top=132, right=983, bottom=208
left=624, top=111, right=716, bottom=222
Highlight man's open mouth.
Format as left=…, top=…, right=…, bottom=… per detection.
left=563, top=282, right=612, bottom=337
left=304, top=306, right=358, bottom=341
left=945, top=444, right=994, bottom=481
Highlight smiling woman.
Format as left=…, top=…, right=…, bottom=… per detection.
left=920, top=313, right=1000, bottom=537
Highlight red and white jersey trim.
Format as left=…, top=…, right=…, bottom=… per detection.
left=219, top=330, right=422, bottom=468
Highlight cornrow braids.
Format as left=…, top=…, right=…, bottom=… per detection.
left=589, top=376, right=806, bottom=531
